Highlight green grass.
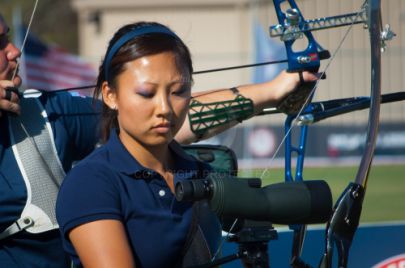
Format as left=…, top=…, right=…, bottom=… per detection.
left=239, top=164, right=405, bottom=223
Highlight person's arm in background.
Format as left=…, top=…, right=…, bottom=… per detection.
left=175, top=70, right=320, bottom=144
left=0, top=14, right=22, bottom=117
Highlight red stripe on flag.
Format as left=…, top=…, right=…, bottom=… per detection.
left=22, top=36, right=97, bottom=95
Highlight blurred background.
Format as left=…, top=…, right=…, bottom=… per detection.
left=3, top=0, right=405, bottom=163
left=2, top=0, right=405, bottom=266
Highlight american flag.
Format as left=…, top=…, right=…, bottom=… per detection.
left=20, top=31, right=96, bottom=96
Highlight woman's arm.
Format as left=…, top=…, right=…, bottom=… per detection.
left=69, top=219, right=135, bottom=268
left=175, top=71, right=319, bottom=144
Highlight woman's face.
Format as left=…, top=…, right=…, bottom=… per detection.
left=105, top=51, right=191, bottom=149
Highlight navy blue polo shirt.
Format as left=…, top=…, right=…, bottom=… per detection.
left=0, top=92, right=100, bottom=267
left=56, top=130, right=205, bottom=268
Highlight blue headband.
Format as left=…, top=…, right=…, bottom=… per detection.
left=104, top=25, right=180, bottom=81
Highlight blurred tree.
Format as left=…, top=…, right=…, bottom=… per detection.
left=1, top=0, right=78, bottom=53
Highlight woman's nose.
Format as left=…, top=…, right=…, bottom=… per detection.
left=156, top=93, right=172, bottom=116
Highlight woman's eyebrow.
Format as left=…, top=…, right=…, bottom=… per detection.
left=141, top=78, right=185, bottom=86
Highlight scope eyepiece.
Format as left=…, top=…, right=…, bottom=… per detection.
left=175, top=179, right=213, bottom=202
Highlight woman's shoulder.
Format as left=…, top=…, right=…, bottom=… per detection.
left=56, top=145, right=123, bottom=234
left=63, top=146, right=118, bottom=185
left=57, top=147, right=121, bottom=217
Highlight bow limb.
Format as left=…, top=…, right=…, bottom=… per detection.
left=355, top=0, right=382, bottom=188
left=319, top=1, right=382, bottom=267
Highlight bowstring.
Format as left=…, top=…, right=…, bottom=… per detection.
left=11, top=0, right=39, bottom=82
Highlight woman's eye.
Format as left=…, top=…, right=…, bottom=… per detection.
left=172, top=86, right=189, bottom=96
left=138, top=92, right=153, bottom=98
left=136, top=88, right=154, bottom=98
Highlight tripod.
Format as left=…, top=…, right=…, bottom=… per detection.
left=189, top=221, right=278, bottom=268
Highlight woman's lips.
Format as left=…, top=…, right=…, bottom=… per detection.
left=152, top=122, right=172, bottom=134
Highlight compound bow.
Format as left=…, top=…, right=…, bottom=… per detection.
left=261, top=0, right=386, bottom=267
left=200, top=0, right=399, bottom=267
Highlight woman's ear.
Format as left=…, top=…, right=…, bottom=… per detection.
left=102, top=82, right=117, bottom=110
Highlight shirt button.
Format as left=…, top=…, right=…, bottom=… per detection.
left=159, top=190, right=166, bottom=197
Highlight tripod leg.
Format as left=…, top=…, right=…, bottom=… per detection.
left=239, top=242, right=270, bottom=268
left=290, top=225, right=312, bottom=268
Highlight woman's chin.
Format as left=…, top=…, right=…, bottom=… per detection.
left=147, top=135, right=173, bottom=147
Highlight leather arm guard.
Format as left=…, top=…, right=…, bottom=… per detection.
left=188, top=94, right=254, bottom=138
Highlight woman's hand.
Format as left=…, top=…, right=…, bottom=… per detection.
left=269, top=70, right=321, bottom=104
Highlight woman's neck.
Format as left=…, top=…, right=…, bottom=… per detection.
left=119, top=133, right=176, bottom=190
